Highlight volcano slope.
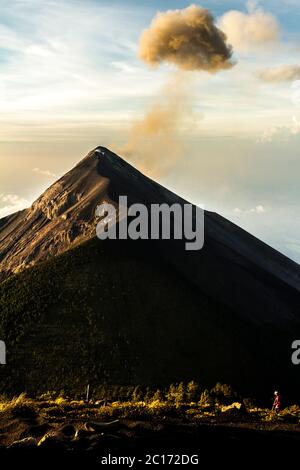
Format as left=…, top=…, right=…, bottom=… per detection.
left=0, top=147, right=299, bottom=399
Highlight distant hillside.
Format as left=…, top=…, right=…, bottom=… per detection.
left=0, top=235, right=298, bottom=399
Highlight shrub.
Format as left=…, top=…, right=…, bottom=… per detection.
left=198, top=389, right=214, bottom=410
left=151, top=389, right=164, bottom=402
left=132, top=385, right=144, bottom=402
left=210, top=383, right=236, bottom=405
left=166, top=382, right=186, bottom=406
left=186, top=380, right=201, bottom=403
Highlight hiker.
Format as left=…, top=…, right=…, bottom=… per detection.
left=272, top=390, right=281, bottom=414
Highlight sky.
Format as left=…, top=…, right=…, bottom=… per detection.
left=0, top=0, right=300, bottom=263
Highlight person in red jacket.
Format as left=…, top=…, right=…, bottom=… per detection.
left=273, top=391, right=281, bottom=414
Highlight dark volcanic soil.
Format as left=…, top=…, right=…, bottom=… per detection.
left=0, top=399, right=299, bottom=465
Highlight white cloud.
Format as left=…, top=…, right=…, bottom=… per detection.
left=258, top=64, right=300, bottom=82
left=219, top=4, right=280, bottom=52
left=234, top=205, right=266, bottom=214
left=258, top=116, right=300, bottom=142
left=0, top=193, right=29, bottom=218
left=32, top=167, right=56, bottom=177
left=110, top=61, right=139, bottom=74
left=0, top=0, right=296, bottom=144
left=0, top=0, right=158, bottom=121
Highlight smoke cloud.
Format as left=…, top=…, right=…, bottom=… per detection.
left=119, top=5, right=234, bottom=177
left=139, top=4, right=234, bottom=72
left=258, top=65, right=300, bottom=83
left=119, top=75, right=194, bottom=177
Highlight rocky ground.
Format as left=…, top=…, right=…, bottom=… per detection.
left=0, top=396, right=299, bottom=465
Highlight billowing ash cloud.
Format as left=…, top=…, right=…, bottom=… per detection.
left=258, top=65, right=300, bottom=83
left=138, top=4, right=234, bottom=73
left=119, top=5, right=234, bottom=177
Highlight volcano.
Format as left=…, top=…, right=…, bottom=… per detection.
left=0, top=147, right=299, bottom=397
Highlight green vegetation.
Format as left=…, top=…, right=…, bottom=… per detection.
left=0, top=237, right=235, bottom=395
left=0, top=236, right=296, bottom=398
left=1, top=381, right=299, bottom=426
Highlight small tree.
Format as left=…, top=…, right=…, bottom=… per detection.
left=166, top=383, right=178, bottom=403
left=132, top=386, right=144, bottom=402
left=144, top=387, right=153, bottom=403
left=210, top=383, right=235, bottom=405
left=199, top=389, right=214, bottom=410
left=151, top=389, right=164, bottom=402
left=186, top=380, right=200, bottom=403
left=174, top=382, right=186, bottom=406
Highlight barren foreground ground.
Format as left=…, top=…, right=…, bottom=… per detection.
left=0, top=395, right=299, bottom=465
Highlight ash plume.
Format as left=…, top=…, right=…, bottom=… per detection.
left=119, top=74, right=193, bottom=177
left=119, top=5, right=234, bottom=176
left=138, top=4, right=234, bottom=72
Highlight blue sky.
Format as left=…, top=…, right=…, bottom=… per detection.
left=0, top=0, right=300, bottom=262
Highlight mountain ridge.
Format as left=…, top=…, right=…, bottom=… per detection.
left=0, top=146, right=299, bottom=327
